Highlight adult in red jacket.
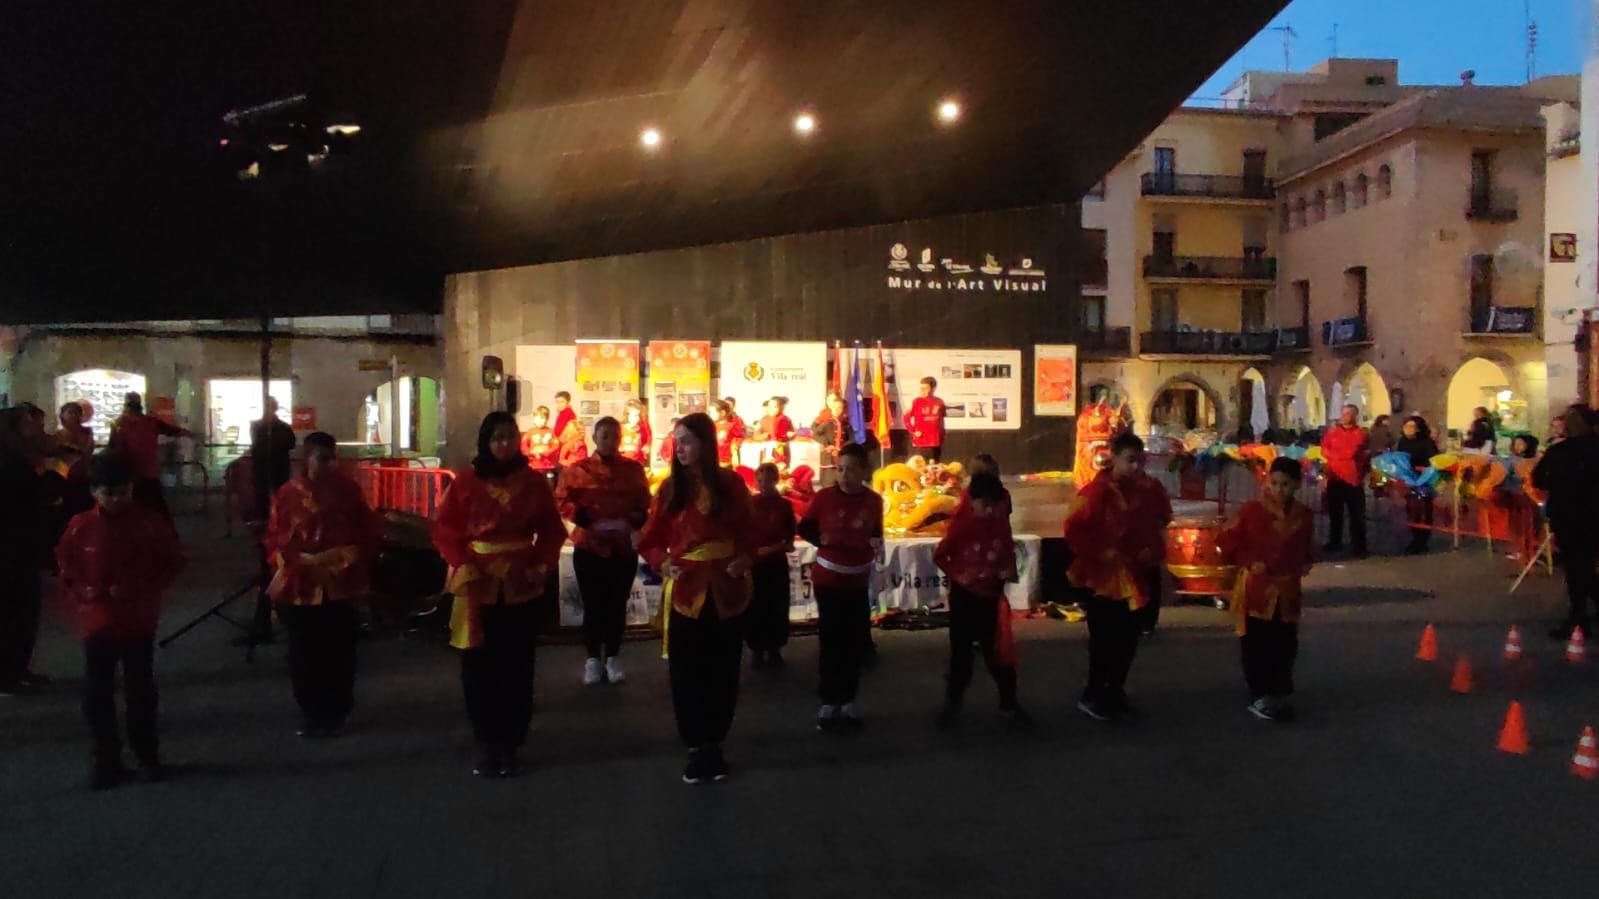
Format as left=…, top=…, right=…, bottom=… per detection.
left=903, top=377, right=947, bottom=462
left=1319, top=404, right=1370, bottom=556
left=108, top=392, right=187, bottom=519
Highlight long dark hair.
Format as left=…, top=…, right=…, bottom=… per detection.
left=1402, top=415, right=1431, bottom=440
left=666, top=412, right=725, bottom=517
left=472, top=411, right=527, bottom=479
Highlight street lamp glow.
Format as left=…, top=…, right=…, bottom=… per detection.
left=793, top=112, right=816, bottom=135
left=937, top=99, right=961, bottom=124
left=640, top=127, right=662, bottom=149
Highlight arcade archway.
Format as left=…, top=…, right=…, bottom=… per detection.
left=1344, top=362, right=1392, bottom=424
left=1447, top=357, right=1523, bottom=433
left=1148, top=376, right=1220, bottom=435
left=1279, top=367, right=1327, bottom=431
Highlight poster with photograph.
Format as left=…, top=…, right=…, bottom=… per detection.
left=1032, top=344, right=1078, bottom=417
left=718, top=341, right=829, bottom=428
left=574, top=340, right=641, bottom=426
left=513, top=344, right=577, bottom=435
left=885, top=348, right=1022, bottom=431
left=647, top=340, right=712, bottom=461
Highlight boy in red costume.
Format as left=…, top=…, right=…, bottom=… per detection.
left=619, top=399, right=653, bottom=467
left=554, top=404, right=590, bottom=472
left=56, top=452, right=185, bottom=789
left=934, top=471, right=1031, bottom=729
left=796, top=443, right=883, bottom=732
left=903, top=377, right=947, bottom=462
left=1219, top=457, right=1315, bottom=721
left=551, top=392, right=576, bottom=443
left=520, top=406, right=559, bottom=473
left=747, top=463, right=797, bottom=667
left=710, top=401, right=737, bottom=467
left=755, top=396, right=797, bottom=466
left=1062, top=432, right=1171, bottom=722
left=263, top=432, right=383, bottom=737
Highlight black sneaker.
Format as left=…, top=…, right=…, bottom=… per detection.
left=89, top=764, right=128, bottom=791
left=136, top=760, right=167, bottom=784
left=498, top=747, right=521, bottom=778
left=750, top=651, right=767, bottom=669
left=1001, top=705, right=1036, bottom=731
left=706, top=746, right=731, bottom=783
left=473, top=746, right=500, bottom=778
left=1076, top=698, right=1110, bottom=722
left=682, top=749, right=709, bottom=785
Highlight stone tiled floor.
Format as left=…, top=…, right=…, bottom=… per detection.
left=3, top=513, right=1596, bottom=898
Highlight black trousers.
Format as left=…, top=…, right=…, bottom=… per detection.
left=745, top=558, right=791, bottom=652
left=1406, top=493, right=1434, bottom=549
left=133, top=478, right=171, bottom=522
left=1325, top=479, right=1367, bottom=551
left=1132, top=569, right=1162, bottom=633
left=0, top=567, right=42, bottom=682
left=1557, top=535, right=1599, bottom=632
left=82, top=635, right=158, bottom=768
left=1082, top=595, right=1140, bottom=703
left=283, top=603, right=359, bottom=728
left=1240, top=614, right=1298, bottom=700
left=668, top=603, right=743, bottom=748
left=946, top=584, right=1017, bottom=708
left=816, top=584, right=872, bottom=705
left=916, top=446, right=943, bottom=463
left=459, top=602, right=537, bottom=749
left=574, top=549, right=636, bottom=658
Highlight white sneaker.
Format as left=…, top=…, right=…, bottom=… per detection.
left=1247, top=697, right=1277, bottom=721
left=605, top=656, right=626, bottom=684
left=816, top=704, right=838, bottom=733
left=582, top=658, right=603, bottom=686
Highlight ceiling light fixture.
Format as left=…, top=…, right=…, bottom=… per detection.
left=325, top=124, right=361, bottom=136
left=640, top=127, right=662, bottom=149
left=937, top=99, right=961, bottom=124
left=793, top=112, right=816, bottom=135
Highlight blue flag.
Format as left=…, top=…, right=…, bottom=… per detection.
left=845, top=344, right=867, bottom=444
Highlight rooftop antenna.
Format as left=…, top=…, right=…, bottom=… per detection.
left=1270, top=24, right=1299, bottom=71
left=1328, top=22, right=1339, bottom=58
left=1524, top=0, right=1538, bottom=81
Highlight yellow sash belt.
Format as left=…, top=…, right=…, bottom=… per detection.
left=659, top=540, right=738, bottom=660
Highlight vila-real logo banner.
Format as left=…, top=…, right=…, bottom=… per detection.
left=719, top=341, right=828, bottom=425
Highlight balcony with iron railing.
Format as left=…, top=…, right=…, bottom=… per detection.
left=1272, top=325, right=1311, bottom=353
left=1465, top=186, right=1518, bottom=223
left=1139, top=328, right=1278, bottom=357
left=1141, top=172, right=1275, bottom=201
left=1143, top=254, right=1276, bottom=282
left=1078, top=326, right=1132, bottom=357
left=1322, top=316, right=1372, bottom=347
left=1467, top=305, right=1537, bottom=337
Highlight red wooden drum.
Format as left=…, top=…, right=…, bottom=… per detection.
left=1164, top=515, right=1236, bottom=597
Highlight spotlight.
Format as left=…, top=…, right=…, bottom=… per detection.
left=793, top=112, right=816, bottom=135
left=640, top=127, right=662, bottom=149
left=937, top=99, right=961, bottom=124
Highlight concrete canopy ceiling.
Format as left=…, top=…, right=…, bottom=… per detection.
left=0, top=0, right=1286, bottom=323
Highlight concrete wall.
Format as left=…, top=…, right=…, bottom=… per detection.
left=1544, top=103, right=1585, bottom=407
left=443, top=204, right=1080, bottom=473
left=8, top=329, right=441, bottom=445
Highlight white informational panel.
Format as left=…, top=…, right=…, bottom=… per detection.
left=513, top=344, right=577, bottom=434
left=887, top=347, right=1023, bottom=431
left=719, top=341, right=829, bottom=427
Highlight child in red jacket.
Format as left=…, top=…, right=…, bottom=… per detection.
left=934, top=472, right=1031, bottom=729
left=56, top=452, right=185, bottom=789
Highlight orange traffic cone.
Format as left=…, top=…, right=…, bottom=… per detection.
left=1416, top=624, right=1439, bottom=662
left=1502, top=626, right=1523, bottom=662
left=1496, top=701, right=1530, bottom=755
left=1571, top=726, right=1599, bottom=780
left=1450, top=654, right=1475, bottom=694
left=1566, top=627, right=1587, bottom=664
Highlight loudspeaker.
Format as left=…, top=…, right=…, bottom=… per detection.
left=481, top=355, right=504, bottom=390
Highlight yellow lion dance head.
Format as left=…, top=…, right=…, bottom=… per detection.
left=872, top=456, right=964, bottom=535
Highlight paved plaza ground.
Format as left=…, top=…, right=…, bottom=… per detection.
left=3, top=506, right=1597, bottom=898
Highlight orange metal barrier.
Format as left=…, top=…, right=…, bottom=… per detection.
left=352, top=463, right=455, bottom=519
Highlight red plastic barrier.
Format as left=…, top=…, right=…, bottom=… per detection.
left=353, top=464, right=455, bottom=519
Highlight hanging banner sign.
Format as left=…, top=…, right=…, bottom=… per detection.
left=719, top=341, right=829, bottom=428
left=647, top=340, right=712, bottom=463
left=573, top=340, right=640, bottom=427
left=885, top=348, right=1022, bottom=431
left=1033, top=344, right=1078, bottom=417
left=514, top=344, right=578, bottom=434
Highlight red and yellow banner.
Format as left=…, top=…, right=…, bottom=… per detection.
left=574, top=340, right=641, bottom=426
left=647, top=341, right=712, bottom=464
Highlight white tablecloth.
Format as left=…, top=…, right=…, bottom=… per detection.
left=736, top=439, right=824, bottom=472
left=556, top=534, right=1043, bottom=627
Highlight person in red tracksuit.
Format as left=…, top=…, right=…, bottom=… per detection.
left=755, top=396, right=796, bottom=466
left=1319, top=404, right=1369, bottom=556
left=903, top=376, right=947, bottom=462
left=796, top=442, right=883, bottom=732
left=521, top=406, right=560, bottom=474
left=747, top=462, right=797, bottom=667
left=56, top=452, right=185, bottom=790
left=935, top=471, right=1031, bottom=730
left=556, top=417, right=652, bottom=687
